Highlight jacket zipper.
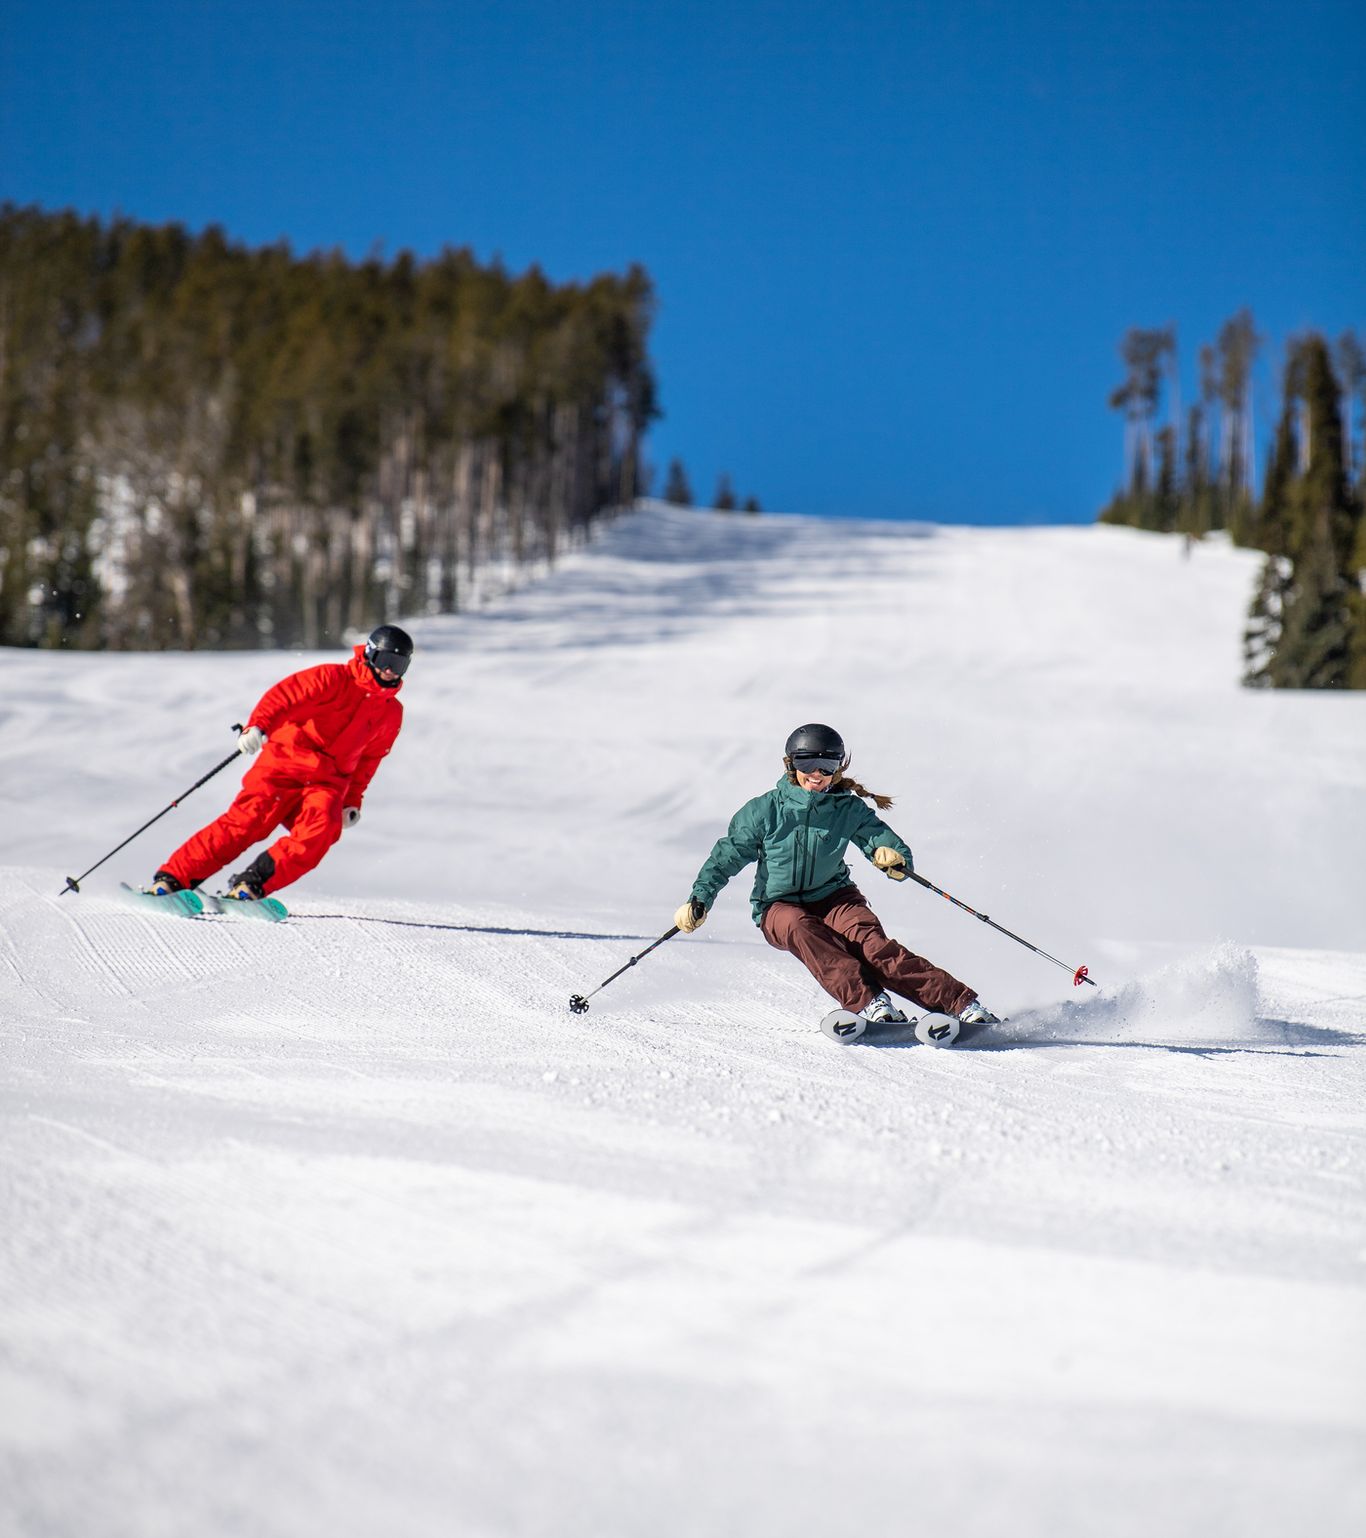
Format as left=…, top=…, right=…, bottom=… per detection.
left=798, top=800, right=815, bottom=899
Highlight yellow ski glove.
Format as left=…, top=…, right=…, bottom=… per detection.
left=674, top=899, right=707, bottom=933
left=872, top=847, right=908, bottom=880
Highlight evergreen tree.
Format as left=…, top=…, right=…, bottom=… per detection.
left=713, top=473, right=736, bottom=511
left=1178, top=402, right=1213, bottom=537
left=1333, top=330, right=1365, bottom=497
left=742, top=495, right=761, bottom=514
left=1351, top=552, right=1366, bottom=691
left=663, top=458, right=692, bottom=506
left=1151, top=425, right=1178, bottom=532
left=1100, top=326, right=1177, bottom=529
left=1216, top=309, right=1260, bottom=540
left=1260, top=336, right=1356, bottom=689
left=1241, top=401, right=1295, bottom=685
left=1195, top=344, right=1223, bottom=530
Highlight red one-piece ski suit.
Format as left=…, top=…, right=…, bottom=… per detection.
left=161, top=646, right=404, bottom=896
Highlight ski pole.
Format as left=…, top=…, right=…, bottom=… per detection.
left=908, top=870, right=1097, bottom=987
left=568, top=915, right=689, bottom=1013
left=60, top=724, right=246, bottom=896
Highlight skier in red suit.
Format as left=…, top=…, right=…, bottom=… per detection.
left=151, top=625, right=412, bottom=901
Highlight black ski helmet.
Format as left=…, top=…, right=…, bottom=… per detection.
left=363, top=624, right=414, bottom=687
left=784, top=723, right=846, bottom=772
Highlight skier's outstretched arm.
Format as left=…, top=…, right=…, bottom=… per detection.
left=676, top=801, right=764, bottom=933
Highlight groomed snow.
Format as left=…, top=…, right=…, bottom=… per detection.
left=3, top=504, right=1364, bottom=1537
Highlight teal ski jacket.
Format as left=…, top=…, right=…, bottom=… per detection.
left=690, top=776, right=915, bottom=925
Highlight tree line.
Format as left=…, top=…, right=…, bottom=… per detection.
left=659, top=457, right=761, bottom=514
left=0, top=204, right=658, bottom=650
left=1098, top=312, right=1366, bottom=688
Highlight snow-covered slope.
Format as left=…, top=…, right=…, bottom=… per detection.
left=3, top=506, right=1364, bottom=1537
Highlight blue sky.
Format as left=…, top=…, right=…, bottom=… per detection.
left=2, top=0, right=1362, bottom=522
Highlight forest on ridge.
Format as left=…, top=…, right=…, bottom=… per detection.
left=0, top=205, right=657, bottom=651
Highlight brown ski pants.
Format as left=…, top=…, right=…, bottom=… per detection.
left=760, top=885, right=975, bottom=1016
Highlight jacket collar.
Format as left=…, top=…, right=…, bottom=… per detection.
left=774, top=774, right=848, bottom=808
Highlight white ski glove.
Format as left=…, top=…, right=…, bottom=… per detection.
left=674, top=899, right=707, bottom=933
left=872, top=847, right=908, bottom=880
left=237, top=725, right=265, bottom=757
left=342, top=807, right=361, bottom=829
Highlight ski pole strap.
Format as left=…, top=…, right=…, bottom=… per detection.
left=908, top=871, right=1097, bottom=986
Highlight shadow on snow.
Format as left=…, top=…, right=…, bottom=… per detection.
left=856, top=1015, right=1363, bottom=1057
left=291, top=913, right=652, bottom=943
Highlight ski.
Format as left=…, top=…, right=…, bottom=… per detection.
left=117, top=882, right=205, bottom=919
left=202, top=892, right=289, bottom=923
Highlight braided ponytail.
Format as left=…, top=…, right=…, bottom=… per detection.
left=836, top=771, right=894, bottom=811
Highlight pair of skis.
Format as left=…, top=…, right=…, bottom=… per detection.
left=819, top=1007, right=988, bottom=1048
left=117, top=883, right=288, bottom=923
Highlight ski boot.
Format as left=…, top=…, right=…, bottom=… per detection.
left=932, top=998, right=1001, bottom=1047
left=958, top=999, right=1001, bottom=1028
left=864, top=991, right=909, bottom=1026
left=224, top=852, right=274, bottom=901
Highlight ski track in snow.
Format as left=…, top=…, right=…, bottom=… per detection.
left=2, top=506, right=1365, bottom=1537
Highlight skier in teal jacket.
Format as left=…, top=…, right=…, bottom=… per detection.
left=675, top=724, right=998, bottom=1028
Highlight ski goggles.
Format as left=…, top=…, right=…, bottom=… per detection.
left=790, top=754, right=843, bottom=775
left=367, top=648, right=411, bottom=677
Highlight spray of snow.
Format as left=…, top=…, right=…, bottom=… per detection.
left=1011, top=943, right=1265, bottom=1048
